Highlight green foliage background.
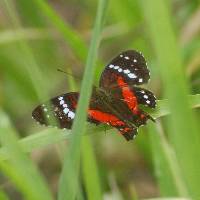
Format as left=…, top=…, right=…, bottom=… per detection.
left=0, top=0, right=200, bottom=200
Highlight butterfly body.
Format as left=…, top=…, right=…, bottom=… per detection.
left=32, top=50, right=156, bottom=141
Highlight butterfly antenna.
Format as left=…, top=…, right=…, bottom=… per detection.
left=57, top=68, right=81, bottom=81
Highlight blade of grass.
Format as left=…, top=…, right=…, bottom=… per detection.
left=58, top=0, right=108, bottom=199
left=81, top=136, right=102, bottom=200
left=1, top=1, right=56, bottom=199
left=33, top=0, right=88, bottom=61
left=148, top=122, right=188, bottom=196
left=0, top=28, right=50, bottom=44
left=67, top=64, right=103, bottom=200
left=141, top=0, right=200, bottom=199
left=0, top=110, right=53, bottom=200
left=0, top=95, right=200, bottom=161
left=110, top=0, right=141, bottom=27
left=2, top=0, right=49, bottom=102
left=33, top=0, right=103, bottom=84
left=0, top=191, right=9, bottom=200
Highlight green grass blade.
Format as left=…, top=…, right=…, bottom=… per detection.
left=67, top=61, right=103, bottom=200
left=34, top=0, right=88, bottom=61
left=0, top=191, right=9, bottom=200
left=81, top=137, right=102, bottom=200
left=0, top=110, right=53, bottom=200
left=0, top=28, right=50, bottom=44
left=141, top=0, right=200, bottom=199
left=58, top=0, right=108, bottom=199
left=149, top=122, right=188, bottom=196
left=2, top=0, right=50, bottom=102
left=33, top=0, right=103, bottom=84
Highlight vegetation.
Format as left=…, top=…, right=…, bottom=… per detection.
left=0, top=0, right=200, bottom=200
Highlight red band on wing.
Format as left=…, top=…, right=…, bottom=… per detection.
left=88, top=109, right=136, bottom=139
left=88, top=109, right=125, bottom=126
left=117, top=76, right=139, bottom=114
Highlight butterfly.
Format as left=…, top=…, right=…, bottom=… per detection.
left=32, top=50, right=156, bottom=141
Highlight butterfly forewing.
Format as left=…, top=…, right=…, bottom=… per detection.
left=32, top=92, right=78, bottom=129
left=99, top=50, right=150, bottom=91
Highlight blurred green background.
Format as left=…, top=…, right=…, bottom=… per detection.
left=0, top=0, right=200, bottom=200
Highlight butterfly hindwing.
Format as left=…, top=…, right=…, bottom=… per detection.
left=99, top=50, right=150, bottom=91
left=133, top=87, right=156, bottom=108
left=87, top=88, right=140, bottom=141
left=87, top=109, right=138, bottom=141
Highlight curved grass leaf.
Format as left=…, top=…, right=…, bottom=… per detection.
left=140, top=0, right=200, bottom=199
left=0, top=191, right=9, bottom=200
left=57, top=0, right=108, bottom=199
left=34, top=0, right=88, bottom=62
left=0, top=110, right=53, bottom=200
left=0, top=95, right=199, bottom=161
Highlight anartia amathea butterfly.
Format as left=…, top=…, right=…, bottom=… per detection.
left=32, top=50, right=156, bottom=141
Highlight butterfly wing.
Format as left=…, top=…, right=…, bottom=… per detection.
left=99, top=50, right=150, bottom=91
left=133, top=87, right=156, bottom=108
left=32, top=92, right=78, bottom=129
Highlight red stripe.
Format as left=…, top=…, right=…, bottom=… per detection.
left=88, top=110, right=125, bottom=126
left=117, top=76, right=139, bottom=114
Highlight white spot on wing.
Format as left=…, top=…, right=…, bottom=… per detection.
left=138, top=78, right=143, bottom=83
left=114, top=66, right=119, bottom=69
left=118, top=68, right=122, bottom=72
left=58, top=97, right=63, bottom=101
left=60, top=100, right=64, bottom=105
left=144, top=95, right=148, bottom=99
left=68, top=111, right=75, bottom=119
left=133, top=59, right=137, bottom=63
left=124, top=69, right=130, bottom=74
left=109, top=64, right=114, bottom=68
left=120, top=54, right=123, bottom=57
left=146, top=100, right=150, bottom=104
left=63, top=108, right=69, bottom=114
left=128, top=73, right=137, bottom=79
left=63, top=104, right=68, bottom=108
left=125, top=56, right=129, bottom=60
